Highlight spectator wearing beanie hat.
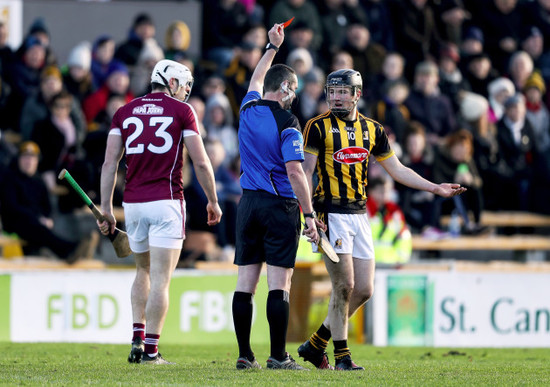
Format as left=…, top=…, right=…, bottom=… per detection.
left=6, top=36, right=47, bottom=128
left=487, top=77, right=515, bottom=123
left=461, top=26, right=484, bottom=58
left=523, top=71, right=550, bottom=154
left=63, top=41, right=94, bottom=104
left=91, top=35, right=127, bottom=89
left=459, top=91, right=489, bottom=124
left=16, top=17, right=57, bottom=66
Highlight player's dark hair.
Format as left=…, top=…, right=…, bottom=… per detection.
left=265, top=64, right=296, bottom=92
left=151, top=81, right=167, bottom=91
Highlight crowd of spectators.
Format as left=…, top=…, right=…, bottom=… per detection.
left=1, top=0, right=550, bottom=261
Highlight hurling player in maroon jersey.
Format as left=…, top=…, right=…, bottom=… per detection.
left=98, top=59, right=222, bottom=364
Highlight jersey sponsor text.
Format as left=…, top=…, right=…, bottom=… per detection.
left=333, top=146, right=369, bottom=164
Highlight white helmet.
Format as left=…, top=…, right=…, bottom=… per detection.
left=151, top=59, right=194, bottom=101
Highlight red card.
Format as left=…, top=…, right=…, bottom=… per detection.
left=282, top=17, right=295, bottom=28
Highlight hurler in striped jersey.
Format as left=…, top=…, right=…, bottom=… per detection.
left=299, top=69, right=466, bottom=370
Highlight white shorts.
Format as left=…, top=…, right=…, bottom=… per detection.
left=122, top=200, right=185, bottom=253
left=313, top=212, right=374, bottom=260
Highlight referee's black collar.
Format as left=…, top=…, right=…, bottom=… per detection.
left=257, top=99, right=282, bottom=109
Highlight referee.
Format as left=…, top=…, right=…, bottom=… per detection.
left=232, top=23, right=319, bottom=370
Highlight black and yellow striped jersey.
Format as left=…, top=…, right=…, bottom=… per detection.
left=303, top=111, right=394, bottom=213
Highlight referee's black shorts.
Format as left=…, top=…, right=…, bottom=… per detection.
left=235, top=190, right=301, bottom=268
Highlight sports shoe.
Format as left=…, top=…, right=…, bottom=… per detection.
left=127, top=337, right=144, bottom=363
left=266, top=353, right=308, bottom=370
left=141, top=353, right=175, bottom=365
left=335, top=355, right=364, bottom=371
left=298, top=340, right=334, bottom=370
left=236, top=357, right=262, bottom=369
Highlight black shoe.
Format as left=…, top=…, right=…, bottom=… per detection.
left=141, top=352, right=175, bottom=365
left=128, top=337, right=144, bottom=363
left=335, top=355, right=364, bottom=371
left=298, top=340, right=334, bottom=369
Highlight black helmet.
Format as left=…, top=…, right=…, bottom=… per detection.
left=326, top=69, right=362, bottom=90
left=325, top=69, right=362, bottom=119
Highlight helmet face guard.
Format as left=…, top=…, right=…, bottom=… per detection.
left=325, top=69, right=362, bottom=119
left=325, top=85, right=359, bottom=119
left=151, top=59, right=194, bottom=101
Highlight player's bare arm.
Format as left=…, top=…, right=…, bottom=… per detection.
left=247, top=23, right=285, bottom=94
left=98, top=133, right=124, bottom=235
left=286, top=160, right=319, bottom=244
left=184, top=134, right=223, bottom=226
left=379, top=154, right=467, bottom=198
left=302, top=152, right=327, bottom=231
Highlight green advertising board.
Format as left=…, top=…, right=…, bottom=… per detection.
left=387, top=274, right=432, bottom=346
left=0, top=275, right=10, bottom=342
left=163, top=274, right=270, bottom=345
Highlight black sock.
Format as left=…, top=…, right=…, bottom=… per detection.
left=232, top=291, right=254, bottom=360
left=309, top=323, right=331, bottom=351
left=334, top=340, right=350, bottom=360
left=317, top=324, right=331, bottom=341
left=266, top=289, right=289, bottom=361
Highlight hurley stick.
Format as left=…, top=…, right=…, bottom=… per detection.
left=58, top=169, right=132, bottom=258
left=317, top=228, right=339, bottom=263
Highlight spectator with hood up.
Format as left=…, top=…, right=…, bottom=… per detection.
left=164, top=20, right=191, bottom=61
left=115, top=13, right=156, bottom=68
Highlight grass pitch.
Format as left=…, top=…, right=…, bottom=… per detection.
left=1, top=342, right=549, bottom=385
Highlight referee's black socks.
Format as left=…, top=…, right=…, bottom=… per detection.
left=267, top=289, right=290, bottom=361
left=232, top=291, right=255, bottom=361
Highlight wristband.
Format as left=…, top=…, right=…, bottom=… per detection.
left=265, top=43, right=279, bottom=52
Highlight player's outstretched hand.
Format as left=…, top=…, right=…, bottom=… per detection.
left=433, top=183, right=467, bottom=198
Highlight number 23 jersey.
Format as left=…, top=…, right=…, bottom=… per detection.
left=110, top=92, right=201, bottom=203
left=303, top=111, right=394, bottom=213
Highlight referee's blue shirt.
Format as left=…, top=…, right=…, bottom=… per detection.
left=238, top=91, right=304, bottom=198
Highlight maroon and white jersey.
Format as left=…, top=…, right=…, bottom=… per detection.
left=109, top=92, right=200, bottom=203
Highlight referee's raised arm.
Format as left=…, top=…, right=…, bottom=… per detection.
left=247, top=23, right=285, bottom=94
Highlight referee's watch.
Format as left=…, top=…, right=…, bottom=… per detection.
left=265, top=42, right=279, bottom=52
left=303, top=211, right=317, bottom=219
